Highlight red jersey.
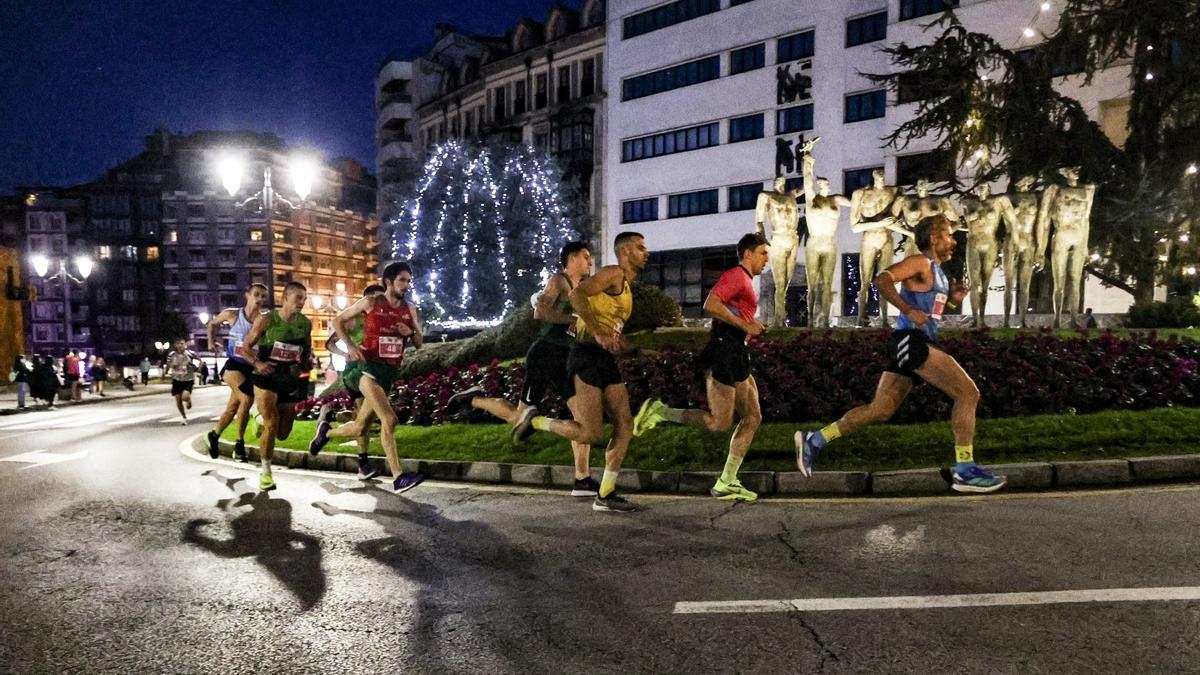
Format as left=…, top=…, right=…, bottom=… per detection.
left=711, top=265, right=757, bottom=323
left=362, top=298, right=416, bottom=366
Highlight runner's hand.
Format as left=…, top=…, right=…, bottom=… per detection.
left=346, top=345, right=365, bottom=362
left=744, top=319, right=767, bottom=337
left=255, top=361, right=275, bottom=375
left=396, top=324, right=414, bottom=337
left=904, top=308, right=929, bottom=327
left=950, top=278, right=970, bottom=305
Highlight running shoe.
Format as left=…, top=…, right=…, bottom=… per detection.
left=233, top=440, right=249, bottom=463
left=180, top=417, right=188, bottom=426
left=510, top=405, right=539, bottom=445
left=206, top=430, right=220, bottom=459
left=259, top=472, right=276, bottom=492
left=571, top=476, right=601, bottom=497
left=393, top=472, right=424, bottom=493
left=632, top=399, right=667, bottom=437
left=593, top=492, right=638, bottom=513
left=951, top=464, right=1007, bottom=494
left=447, top=385, right=484, bottom=419
left=710, top=478, right=758, bottom=502
left=308, top=420, right=331, bottom=456
left=357, top=458, right=381, bottom=480
left=794, top=431, right=817, bottom=478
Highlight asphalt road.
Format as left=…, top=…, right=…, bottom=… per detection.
left=1, top=387, right=1199, bottom=674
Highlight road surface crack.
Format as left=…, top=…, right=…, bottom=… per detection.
left=776, top=520, right=803, bottom=564
left=708, top=501, right=742, bottom=528
left=792, top=613, right=840, bottom=671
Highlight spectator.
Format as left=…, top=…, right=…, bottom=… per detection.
left=31, top=355, right=59, bottom=409
left=1080, top=307, right=1098, bottom=329
left=198, top=360, right=210, bottom=386
left=139, top=357, right=151, bottom=386
left=86, top=354, right=97, bottom=394
left=10, top=354, right=32, bottom=410
left=90, top=355, right=109, bottom=397
left=63, top=351, right=81, bottom=401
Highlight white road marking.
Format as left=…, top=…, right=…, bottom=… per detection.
left=106, top=412, right=165, bottom=425
left=673, top=586, right=1200, bottom=615
left=0, top=449, right=89, bottom=470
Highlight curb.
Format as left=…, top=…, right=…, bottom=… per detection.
left=195, top=436, right=1200, bottom=497
left=0, top=385, right=178, bottom=416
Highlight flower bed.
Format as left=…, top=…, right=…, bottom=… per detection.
left=300, top=329, right=1200, bottom=426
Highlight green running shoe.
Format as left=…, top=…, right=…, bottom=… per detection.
left=710, top=478, right=757, bottom=502
left=632, top=399, right=667, bottom=438
left=258, top=471, right=276, bottom=492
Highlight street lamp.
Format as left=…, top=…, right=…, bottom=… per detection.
left=216, top=153, right=318, bottom=211
left=30, top=253, right=95, bottom=354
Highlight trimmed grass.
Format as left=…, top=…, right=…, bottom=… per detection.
left=225, top=406, right=1200, bottom=473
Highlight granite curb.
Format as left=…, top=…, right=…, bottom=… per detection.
left=199, top=437, right=1200, bottom=497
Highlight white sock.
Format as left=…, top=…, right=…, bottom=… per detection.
left=260, top=457, right=271, bottom=473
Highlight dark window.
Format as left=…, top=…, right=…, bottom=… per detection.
left=535, top=73, right=548, bottom=109
left=896, top=70, right=933, bottom=104
left=557, top=65, right=572, bottom=103
left=581, top=58, right=596, bottom=96
left=190, top=272, right=207, bottom=283
left=218, top=272, right=237, bottom=286
left=730, top=43, right=765, bottom=75
left=622, top=55, right=721, bottom=101
left=729, top=113, right=764, bottom=143
left=644, top=246, right=740, bottom=318
left=186, top=204, right=205, bottom=218
left=622, top=121, right=720, bottom=162
left=668, top=189, right=719, bottom=218
left=622, top=198, right=659, bottom=224
left=899, top=0, right=958, bottom=21
left=846, top=11, right=887, bottom=47
left=776, top=104, right=814, bottom=133
left=728, top=183, right=763, bottom=212
left=843, top=167, right=883, bottom=194
left=845, top=90, right=887, bottom=122
left=514, top=81, right=527, bottom=114
left=1016, top=46, right=1085, bottom=78
left=777, top=30, right=815, bottom=63
left=623, top=0, right=721, bottom=39
left=896, top=150, right=954, bottom=186
left=492, top=86, right=507, bottom=121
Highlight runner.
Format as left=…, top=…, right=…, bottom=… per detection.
left=204, top=283, right=268, bottom=462
left=510, top=232, right=650, bottom=513
left=307, top=263, right=424, bottom=493
left=448, top=241, right=599, bottom=496
left=631, top=233, right=770, bottom=501
left=311, top=283, right=385, bottom=480
left=164, top=339, right=199, bottom=425
left=795, top=214, right=1007, bottom=493
left=238, top=281, right=313, bottom=492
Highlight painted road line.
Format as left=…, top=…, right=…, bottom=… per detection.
left=673, top=586, right=1200, bottom=615
left=106, top=412, right=165, bottom=425
left=0, top=449, right=89, bottom=470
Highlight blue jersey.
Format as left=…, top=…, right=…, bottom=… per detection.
left=226, top=308, right=256, bottom=363
left=895, top=257, right=949, bottom=342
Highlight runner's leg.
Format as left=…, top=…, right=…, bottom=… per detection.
left=357, top=375, right=401, bottom=478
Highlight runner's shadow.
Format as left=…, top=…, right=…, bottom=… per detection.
left=183, top=471, right=326, bottom=611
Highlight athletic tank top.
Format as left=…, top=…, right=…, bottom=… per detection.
left=895, top=256, right=949, bottom=342
left=362, top=298, right=416, bottom=366
left=255, top=309, right=312, bottom=366
left=537, top=274, right=577, bottom=347
left=347, top=318, right=365, bottom=348
left=225, top=307, right=256, bottom=362
left=574, top=280, right=633, bottom=343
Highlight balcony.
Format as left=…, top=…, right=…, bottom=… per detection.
left=376, top=60, right=414, bottom=90
left=378, top=140, right=417, bottom=166
left=378, top=101, right=413, bottom=126
left=376, top=91, right=413, bottom=110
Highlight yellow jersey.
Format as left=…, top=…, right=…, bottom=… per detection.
left=575, top=280, right=632, bottom=342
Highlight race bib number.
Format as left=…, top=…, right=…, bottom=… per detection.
left=931, top=293, right=947, bottom=321
left=378, top=336, right=405, bottom=359
left=270, top=342, right=302, bottom=363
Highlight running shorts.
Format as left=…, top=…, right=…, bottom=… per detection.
left=566, top=341, right=622, bottom=394
left=697, top=336, right=751, bottom=387
left=251, top=365, right=307, bottom=404
left=884, top=329, right=943, bottom=381
left=520, top=339, right=571, bottom=406
left=171, top=379, right=194, bottom=396
left=219, top=358, right=255, bottom=397
left=344, top=360, right=402, bottom=396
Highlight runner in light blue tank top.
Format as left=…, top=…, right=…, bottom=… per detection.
left=204, top=283, right=269, bottom=462
left=226, top=308, right=255, bottom=362
left=896, top=256, right=949, bottom=342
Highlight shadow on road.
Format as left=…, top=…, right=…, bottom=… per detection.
left=182, top=470, right=326, bottom=611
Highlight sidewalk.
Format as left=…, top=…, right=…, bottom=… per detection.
left=0, top=382, right=191, bottom=415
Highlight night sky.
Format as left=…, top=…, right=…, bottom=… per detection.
left=0, top=0, right=582, bottom=194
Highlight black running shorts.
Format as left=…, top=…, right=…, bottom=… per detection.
left=566, top=341, right=623, bottom=395
left=884, top=329, right=942, bottom=381
left=251, top=365, right=307, bottom=404
left=520, top=339, right=571, bottom=406
left=697, top=336, right=751, bottom=387
left=219, top=358, right=255, bottom=397
left=171, top=379, right=194, bottom=396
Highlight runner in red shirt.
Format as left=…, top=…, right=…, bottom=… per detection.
left=631, top=233, right=770, bottom=501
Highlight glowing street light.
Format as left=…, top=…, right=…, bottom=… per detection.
left=213, top=152, right=318, bottom=211
left=334, top=294, right=349, bottom=310
left=30, top=253, right=49, bottom=278
left=217, top=156, right=244, bottom=196
left=291, top=157, right=317, bottom=201
left=74, top=255, right=93, bottom=280
left=310, top=294, right=325, bottom=310
left=30, top=254, right=98, bottom=351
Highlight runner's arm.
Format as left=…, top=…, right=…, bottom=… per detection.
left=408, top=306, right=424, bottom=349
left=205, top=308, right=237, bottom=352
left=703, top=292, right=762, bottom=336
left=332, top=296, right=373, bottom=361
left=568, top=266, right=622, bottom=339
left=874, top=255, right=929, bottom=324
left=237, top=313, right=274, bottom=374
left=533, top=274, right=574, bottom=324
left=325, top=332, right=346, bottom=357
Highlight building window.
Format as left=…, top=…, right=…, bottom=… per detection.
left=492, top=85, right=507, bottom=121
left=777, top=30, right=815, bottom=63
left=218, top=249, right=235, bottom=264
left=896, top=70, right=935, bottom=104
left=643, top=246, right=740, bottom=318
left=122, top=289, right=137, bottom=304
left=844, top=167, right=883, bottom=194
left=167, top=229, right=177, bottom=242
left=217, top=227, right=234, bottom=242
left=623, top=0, right=721, bottom=40
left=190, top=272, right=207, bottom=284
left=557, top=64, right=572, bottom=103
left=900, top=0, right=958, bottom=20
left=729, top=43, right=765, bottom=75
left=219, top=272, right=237, bottom=286
left=728, top=183, right=763, bottom=212
left=846, top=11, right=888, bottom=47
left=464, top=110, right=475, bottom=135
left=120, top=245, right=137, bottom=260
left=514, top=80, right=527, bottom=115
left=188, top=229, right=206, bottom=244
left=622, top=121, right=720, bottom=162
left=896, top=150, right=955, bottom=186
left=668, top=189, right=719, bottom=218
left=621, top=198, right=659, bottom=224
left=777, top=104, right=814, bottom=133
left=581, top=58, right=596, bottom=96
left=535, top=73, right=548, bottom=109
left=144, top=246, right=159, bottom=260
left=622, top=55, right=720, bottom=101
left=729, top=113, right=764, bottom=143
left=248, top=249, right=265, bottom=263
left=186, top=204, right=205, bottom=219
left=189, top=250, right=205, bottom=265
left=189, top=292, right=206, bottom=306
left=95, top=245, right=112, bottom=260
left=845, top=90, right=887, bottom=123
left=249, top=229, right=264, bottom=241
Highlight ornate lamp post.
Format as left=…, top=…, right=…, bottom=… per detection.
left=29, top=253, right=94, bottom=354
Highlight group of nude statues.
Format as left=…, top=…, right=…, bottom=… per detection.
left=755, top=139, right=1096, bottom=330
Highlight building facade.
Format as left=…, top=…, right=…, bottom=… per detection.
left=603, top=0, right=1133, bottom=321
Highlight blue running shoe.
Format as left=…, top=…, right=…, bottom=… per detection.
left=393, top=472, right=424, bottom=494
left=793, top=431, right=817, bottom=478
left=952, top=465, right=1007, bottom=493
left=308, top=421, right=331, bottom=456
left=357, top=457, right=381, bottom=480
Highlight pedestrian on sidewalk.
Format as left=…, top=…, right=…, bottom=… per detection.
left=89, top=356, right=108, bottom=396
left=139, top=357, right=151, bottom=386
left=63, top=351, right=81, bottom=401
left=86, top=354, right=97, bottom=395
left=10, top=354, right=32, bottom=409
left=199, top=360, right=210, bottom=387
left=31, top=355, right=59, bottom=409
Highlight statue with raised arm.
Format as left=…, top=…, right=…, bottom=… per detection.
left=849, top=168, right=902, bottom=326
left=1039, top=166, right=1096, bottom=328
left=801, top=143, right=850, bottom=328
left=961, top=184, right=1015, bottom=327
left=1002, top=176, right=1048, bottom=328
left=893, top=178, right=960, bottom=255
left=757, top=163, right=806, bottom=328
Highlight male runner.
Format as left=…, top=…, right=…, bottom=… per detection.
left=511, top=232, right=650, bottom=513
left=795, top=214, right=1006, bottom=493
left=632, top=233, right=769, bottom=501
left=308, top=262, right=424, bottom=494
left=164, top=339, right=198, bottom=425
left=313, top=283, right=386, bottom=479
left=238, top=281, right=313, bottom=492
left=448, top=241, right=599, bottom=496
left=204, top=283, right=268, bottom=462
